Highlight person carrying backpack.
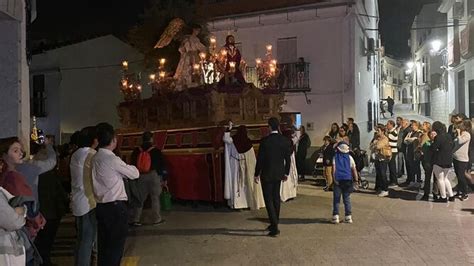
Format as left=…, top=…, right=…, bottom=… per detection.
left=331, top=142, right=359, bottom=224
left=130, top=131, right=168, bottom=226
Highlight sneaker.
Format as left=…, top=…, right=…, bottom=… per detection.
left=332, top=215, right=340, bottom=224
left=388, top=183, right=398, bottom=188
left=344, top=215, right=353, bottom=224
left=378, top=191, right=389, bottom=197
left=460, top=194, right=469, bottom=201
left=130, top=222, right=142, bottom=227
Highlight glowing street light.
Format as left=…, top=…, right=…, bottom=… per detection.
left=431, top=40, right=442, bottom=53
left=406, top=61, right=414, bottom=70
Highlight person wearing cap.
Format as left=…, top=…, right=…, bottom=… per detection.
left=331, top=142, right=358, bottom=224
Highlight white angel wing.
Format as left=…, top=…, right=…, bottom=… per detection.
left=154, top=18, right=186, bottom=49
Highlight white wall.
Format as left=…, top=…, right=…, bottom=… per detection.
left=0, top=2, right=30, bottom=149
left=30, top=35, right=144, bottom=143
left=211, top=6, right=349, bottom=146
left=353, top=0, right=379, bottom=150
left=210, top=2, right=379, bottom=149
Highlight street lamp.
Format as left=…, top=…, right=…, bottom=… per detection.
left=430, top=40, right=442, bottom=53
left=406, top=61, right=414, bottom=70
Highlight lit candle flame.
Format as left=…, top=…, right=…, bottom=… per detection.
left=149, top=74, right=156, bottom=81
left=137, top=85, right=142, bottom=91
left=271, top=59, right=277, bottom=65
left=266, top=44, right=272, bottom=51
left=159, top=71, right=166, bottom=79
left=193, top=63, right=200, bottom=70
left=270, top=66, right=276, bottom=74
left=122, top=61, right=129, bottom=68
left=255, top=58, right=262, bottom=65
left=210, top=37, right=217, bottom=44
left=199, top=52, right=207, bottom=60
left=220, top=49, right=227, bottom=56
left=159, top=58, right=166, bottom=65
left=121, top=79, right=128, bottom=87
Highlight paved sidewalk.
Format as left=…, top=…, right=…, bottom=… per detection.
left=52, top=177, right=474, bottom=266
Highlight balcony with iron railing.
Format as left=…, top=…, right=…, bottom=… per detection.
left=245, top=62, right=310, bottom=92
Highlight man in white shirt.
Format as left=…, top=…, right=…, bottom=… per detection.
left=92, top=123, right=139, bottom=266
left=70, top=126, right=98, bottom=266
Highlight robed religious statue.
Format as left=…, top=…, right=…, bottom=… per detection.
left=218, top=35, right=246, bottom=86
left=154, top=18, right=207, bottom=89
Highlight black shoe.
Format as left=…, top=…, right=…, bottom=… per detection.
left=434, top=197, right=448, bottom=203
left=449, top=196, right=456, bottom=202
left=460, top=194, right=469, bottom=201
left=399, top=182, right=410, bottom=187
left=420, top=195, right=429, bottom=201
left=267, top=230, right=280, bottom=237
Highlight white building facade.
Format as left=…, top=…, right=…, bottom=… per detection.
left=410, top=3, right=451, bottom=122
left=0, top=0, right=35, bottom=146
left=381, top=56, right=406, bottom=104
left=30, top=35, right=144, bottom=143
left=439, top=0, right=474, bottom=119
left=203, top=0, right=380, bottom=149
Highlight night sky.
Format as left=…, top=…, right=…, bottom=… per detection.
left=31, top=0, right=430, bottom=59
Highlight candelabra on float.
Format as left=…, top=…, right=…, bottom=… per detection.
left=120, top=60, right=142, bottom=101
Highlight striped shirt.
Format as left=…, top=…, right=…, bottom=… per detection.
left=388, top=128, right=398, bottom=153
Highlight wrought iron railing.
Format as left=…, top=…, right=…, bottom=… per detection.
left=245, top=62, right=310, bottom=92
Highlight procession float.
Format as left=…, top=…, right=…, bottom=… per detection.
left=117, top=18, right=294, bottom=203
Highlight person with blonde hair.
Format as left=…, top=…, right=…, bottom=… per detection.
left=370, top=125, right=391, bottom=197
left=420, top=122, right=435, bottom=201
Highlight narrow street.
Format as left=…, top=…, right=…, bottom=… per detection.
left=51, top=177, right=474, bottom=265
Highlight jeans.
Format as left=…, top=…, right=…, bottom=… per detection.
left=389, top=153, right=398, bottom=184
left=433, top=165, right=454, bottom=199
left=422, top=162, right=434, bottom=196
left=397, top=151, right=405, bottom=177
left=333, top=180, right=352, bottom=216
left=261, top=180, right=281, bottom=233
left=453, top=159, right=469, bottom=195
left=74, top=209, right=97, bottom=266
left=96, top=201, right=128, bottom=266
left=375, top=160, right=388, bottom=192
left=132, top=172, right=163, bottom=223
left=406, top=152, right=421, bottom=183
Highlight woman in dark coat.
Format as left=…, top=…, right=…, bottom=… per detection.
left=296, top=126, right=311, bottom=181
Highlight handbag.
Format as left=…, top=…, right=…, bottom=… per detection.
left=160, top=186, right=172, bottom=211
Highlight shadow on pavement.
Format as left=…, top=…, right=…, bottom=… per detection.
left=128, top=228, right=268, bottom=237
left=461, top=208, right=474, bottom=215
left=247, top=217, right=332, bottom=225
left=388, top=189, right=419, bottom=201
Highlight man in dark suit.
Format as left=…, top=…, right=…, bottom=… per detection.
left=255, top=117, right=291, bottom=237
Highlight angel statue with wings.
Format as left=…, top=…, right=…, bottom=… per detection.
left=154, top=18, right=207, bottom=89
